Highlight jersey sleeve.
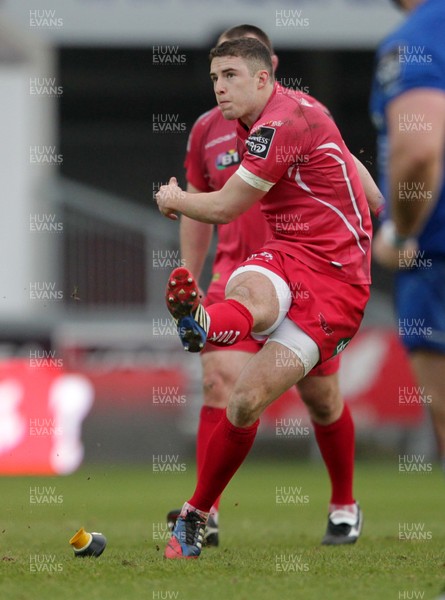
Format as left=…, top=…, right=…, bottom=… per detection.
left=184, top=115, right=211, bottom=192
left=237, top=117, right=310, bottom=190
left=375, top=38, right=445, bottom=111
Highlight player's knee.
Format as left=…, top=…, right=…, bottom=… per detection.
left=227, top=386, right=263, bottom=427
left=309, top=400, right=338, bottom=422
left=226, top=275, right=279, bottom=332
left=202, top=369, right=231, bottom=409
left=299, top=381, right=342, bottom=422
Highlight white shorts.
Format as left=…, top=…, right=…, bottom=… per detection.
left=266, top=317, right=320, bottom=376
left=226, top=264, right=320, bottom=376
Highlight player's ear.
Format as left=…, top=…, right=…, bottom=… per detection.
left=257, top=69, right=271, bottom=88
left=271, top=54, right=279, bottom=74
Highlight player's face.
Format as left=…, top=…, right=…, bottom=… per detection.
left=210, top=55, right=261, bottom=123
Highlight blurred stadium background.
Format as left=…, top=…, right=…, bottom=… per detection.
left=0, top=0, right=437, bottom=476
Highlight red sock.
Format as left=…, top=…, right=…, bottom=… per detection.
left=189, top=411, right=259, bottom=512
left=196, top=406, right=224, bottom=510
left=312, top=404, right=355, bottom=505
left=206, top=299, right=253, bottom=347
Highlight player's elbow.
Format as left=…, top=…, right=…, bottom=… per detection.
left=213, top=205, right=239, bottom=224
left=393, top=144, right=439, bottom=174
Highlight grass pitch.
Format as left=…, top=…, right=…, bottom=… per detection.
left=1, top=460, right=443, bottom=600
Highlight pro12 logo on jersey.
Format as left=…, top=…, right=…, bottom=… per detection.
left=246, top=126, right=276, bottom=159
left=216, top=149, right=240, bottom=170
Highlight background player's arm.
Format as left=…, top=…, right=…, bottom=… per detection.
left=157, top=174, right=265, bottom=224
left=180, top=183, right=214, bottom=285
left=387, top=88, right=445, bottom=237
left=373, top=88, right=445, bottom=269
left=352, top=155, right=384, bottom=216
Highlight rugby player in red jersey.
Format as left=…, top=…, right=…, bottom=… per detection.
left=171, top=25, right=383, bottom=548
left=157, top=36, right=378, bottom=558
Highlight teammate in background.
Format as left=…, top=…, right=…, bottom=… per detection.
left=156, top=38, right=373, bottom=558
left=168, top=24, right=385, bottom=549
left=371, top=0, right=445, bottom=470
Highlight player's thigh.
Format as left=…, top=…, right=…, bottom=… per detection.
left=227, top=341, right=306, bottom=426
left=201, top=350, right=255, bottom=408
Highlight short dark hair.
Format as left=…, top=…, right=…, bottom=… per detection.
left=209, top=38, right=274, bottom=78
left=218, top=24, right=274, bottom=54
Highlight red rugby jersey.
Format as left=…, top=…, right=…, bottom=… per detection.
left=184, top=107, right=271, bottom=275
left=235, top=83, right=372, bottom=284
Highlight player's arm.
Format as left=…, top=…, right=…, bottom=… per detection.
left=180, top=183, right=214, bottom=284
left=156, top=172, right=266, bottom=224
left=387, top=88, right=445, bottom=237
left=373, top=88, right=445, bottom=269
left=352, top=155, right=384, bottom=217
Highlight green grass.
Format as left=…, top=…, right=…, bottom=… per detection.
left=0, top=460, right=444, bottom=600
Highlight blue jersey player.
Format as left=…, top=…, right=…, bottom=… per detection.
left=370, top=0, right=445, bottom=470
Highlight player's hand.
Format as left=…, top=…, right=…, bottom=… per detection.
left=155, top=177, right=184, bottom=220
left=373, top=220, right=418, bottom=270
